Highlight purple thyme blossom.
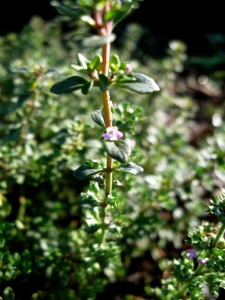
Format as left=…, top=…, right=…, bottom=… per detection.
left=186, top=248, right=198, bottom=259
left=103, top=126, right=123, bottom=141
left=199, top=258, right=207, bottom=265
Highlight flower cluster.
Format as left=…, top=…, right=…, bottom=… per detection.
left=186, top=248, right=207, bottom=265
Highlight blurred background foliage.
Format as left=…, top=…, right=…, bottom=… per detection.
left=0, top=2, right=225, bottom=299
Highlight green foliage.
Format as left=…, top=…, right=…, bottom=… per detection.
left=1, top=0, right=225, bottom=299
left=99, top=73, right=110, bottom=91
left=117, top=162, right=143, bottom=175
left=113, top=72, right=160, bottom=93
left=52, top=0, right=143, bottom=28
left=105, top=0, right=143, bottom=26
left=208, top=188, right=225, bottom=224
left=50, top=76, right=89, bottom=94
left=82, top=34, right=116, bottom=48
left=91, top=110, right=106, bottom=128
left=73, top=160, right=104, bottom=179
left=105, top=139, right=131, bottom=162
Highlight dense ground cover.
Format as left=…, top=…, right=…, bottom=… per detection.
left=1, top=2, right=225, bottom=298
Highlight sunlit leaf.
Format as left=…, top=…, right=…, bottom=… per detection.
left=110, top=54, right=121, bottom=71
left=80, top=15, right=96, bottom=26
left=117, top=162, right=143, bottom=175
left=113, top=73, right=160, bottom=94
left=104, top=1, right=141, bottom=26
left=77, top=53, right=90, bottom=69
left=51, top=1, right=80, bottom=18
left=88, top=54, right=102, bottom=71
left=82, top=34, right=116, bottom=48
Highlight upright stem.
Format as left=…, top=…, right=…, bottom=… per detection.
left=102, top=87, right=113, bottom=203
left=99, top=1, right=113, bottom=243
left=101, top=2, right=113, bottom=205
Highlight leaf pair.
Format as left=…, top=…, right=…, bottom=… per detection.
left=50, top=72, right=159, bottom=95
left=74, top=160, right=143, bottom=180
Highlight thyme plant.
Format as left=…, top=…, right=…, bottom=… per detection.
left=0, top=0, right=215, bottom=299
left=50, top=0, right=159, bottom=245
left=49, top=1, right=225, bottom=299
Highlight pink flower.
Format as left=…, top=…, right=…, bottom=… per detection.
left=186, top=248, right=198, bottom=259
left=103, top=126, right=123, bottom=141
left=126, top=64, right=132, bottom=73
left=199, top=258, right=207, bottom=265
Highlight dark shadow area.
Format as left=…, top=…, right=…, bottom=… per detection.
left=1, top=0, right=225, bottom=58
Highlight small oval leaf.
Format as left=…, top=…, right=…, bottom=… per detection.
left=73, top=162, right=103, bottom=180
left=110, top=54, right=121, bottom=71
left=104, top=2, right=140, bottom=26
left=88, top=54, right=102, bottom=71
left=80, top=15, right=96, bottom=26
left=50, top=76, right=88, bottom=94
left=99, top=73, right=109, bottom=91
left=105, top=140, right=131, bottom=163
left=77, top=53, right=89, bottom=69
left=117, top=162, right=143, bottom=175
left=82, top=34, right=116, bottom=48
left=91, top=110, right=105, bottom=128
left=113, top=72, right=160, bottom=94
left=51, top=1, right=80, bottom=18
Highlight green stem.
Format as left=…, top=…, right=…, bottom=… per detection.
left=177, top=222, right=225, bottom=297
left=212, top=222, right=225, bottom=247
